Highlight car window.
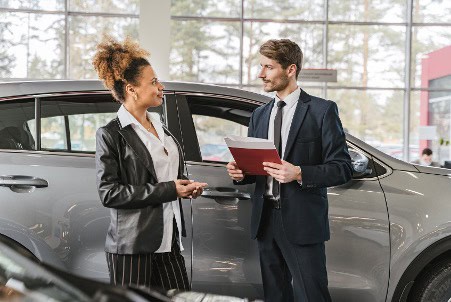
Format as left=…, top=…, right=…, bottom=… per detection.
left=38, top=94, right=165, bottom=153
left=67, top=113, right=117, bottom=151
left=40, top=116, right=69, bottom=150
left=0, top=99, right=36, bottom=151
left=193, top=114, right=247, bottom=162
left=185, top=96, right=252, bottom=163
left=39, top=97, right=120, bottom=152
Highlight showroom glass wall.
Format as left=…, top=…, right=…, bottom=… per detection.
left=1, top=0, right=451, bottom=163
left=0, top=0, right=139, bottom=80
left=170, top=0, right=451, bottom=163
left=0, top=0, right=140, bottom=149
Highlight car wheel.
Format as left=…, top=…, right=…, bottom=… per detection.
left=0, top=235, right=39, bottom=262
left=409, top=259, right=451, bottom=302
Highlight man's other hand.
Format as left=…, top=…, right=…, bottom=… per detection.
left=226, top=161, right=244, bottom=181
left=263, top=160, right=302, bottom=183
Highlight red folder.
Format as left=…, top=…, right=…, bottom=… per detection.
left=225, top=136, right=282, bottom=175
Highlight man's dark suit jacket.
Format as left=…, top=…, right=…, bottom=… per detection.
left=237, top=89, right=352, bottom=245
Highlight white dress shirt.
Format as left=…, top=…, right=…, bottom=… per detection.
left=265, top=88, right=301, bottom=196
left=117, top=105, right=184, bottom=253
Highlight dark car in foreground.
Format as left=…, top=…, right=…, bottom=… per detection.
left=0, top=80, right=450, bottom=302
left=0, top=235, right=170, bottom=301
left=0, top=235, right=251, bottom=302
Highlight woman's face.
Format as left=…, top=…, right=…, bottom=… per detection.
left=133, top=65, right=165, bottom=108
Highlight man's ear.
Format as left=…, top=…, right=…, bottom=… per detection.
left=287, top=64, right=297, bottom=78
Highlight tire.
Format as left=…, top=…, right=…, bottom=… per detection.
left=409, top=259, right=451, bottom=302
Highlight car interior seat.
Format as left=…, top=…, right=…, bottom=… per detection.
left=0, top=126, right=35, bottom=150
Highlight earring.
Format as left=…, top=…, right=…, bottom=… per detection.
left=133, top=93, right=138, bottom=101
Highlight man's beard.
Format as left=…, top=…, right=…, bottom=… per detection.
left=262, top=74, right=290, bottom=92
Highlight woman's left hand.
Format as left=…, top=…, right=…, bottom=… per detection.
left=189, top=181, right=207, bottom=199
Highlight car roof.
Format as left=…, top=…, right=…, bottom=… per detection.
left=0, top=80, right=272, bottom=103
left=0, top=80, right=421, bottom=173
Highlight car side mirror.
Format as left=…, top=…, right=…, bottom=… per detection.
left=349, top=149, right=372, bottom=178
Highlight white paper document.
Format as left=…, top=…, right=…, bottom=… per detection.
left=224, top=135, right=277, bottom=149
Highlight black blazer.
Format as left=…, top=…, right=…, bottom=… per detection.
left=238, top=89, right=352, bottom=245
left=96, top=117, right=186, bottom=254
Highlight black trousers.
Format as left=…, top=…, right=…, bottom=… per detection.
left=105, top=220, right=190, bottom=291
left=257, top=204, right=331, bottom=302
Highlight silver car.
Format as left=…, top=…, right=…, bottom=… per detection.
left=0, top=81, right=450, bottom=302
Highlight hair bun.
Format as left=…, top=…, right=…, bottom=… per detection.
left=92, top=35, right=150, bottom=90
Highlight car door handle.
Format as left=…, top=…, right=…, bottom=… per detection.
left=201, top=188, right=251, bottom=200
left=0, top=175, right=48, bottom=188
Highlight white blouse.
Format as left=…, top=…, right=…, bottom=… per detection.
left=117, top=105, right=183, bottom=253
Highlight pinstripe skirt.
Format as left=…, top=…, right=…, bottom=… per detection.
left=105, top=220, right=190, bottom=291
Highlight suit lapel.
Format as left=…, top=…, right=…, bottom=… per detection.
left=118, top=122, right=158, bottom=180
left=284, top=89, right=311, bottom=160
left=259, top=99, right=274, bottom=139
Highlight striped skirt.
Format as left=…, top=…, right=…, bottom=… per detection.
left=105, top=222, right=190, bottom=291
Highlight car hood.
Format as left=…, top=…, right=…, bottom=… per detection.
left=413, top=164, right=451, bottom=176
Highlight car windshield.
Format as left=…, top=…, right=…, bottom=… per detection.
left=0, top=245, right=90, bottom=302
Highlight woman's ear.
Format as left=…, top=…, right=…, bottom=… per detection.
left=125, top=84, right=138, bottom=100
left=125, top=83, right=134, bottom=94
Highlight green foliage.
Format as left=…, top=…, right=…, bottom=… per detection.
left=170, top=0, right=241, bottom=83
left=0, top=0, right=139, bottom=80
left=0, top=16, right=16, bottom=77
left=27, top=15, right=65, bottom=79
left=439, top=137, right=450, bottom=146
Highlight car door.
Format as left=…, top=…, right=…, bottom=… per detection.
left=0, top=91, right=178, bottom=282
left=173, top=90, right=390, bottom=301
left=0, top=95, right=111, bottom=277
left=174, top=93, right=262, bottom=299
left=326, top=142, right=390, bottom=302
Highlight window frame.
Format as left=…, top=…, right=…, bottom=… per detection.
left=174, top=92, right=261, bottom=163
left=37, top=92, right=174, bottom=154
left=0, top=90, right=176, bottom=155
left=37, top=92, right=121, bottom=154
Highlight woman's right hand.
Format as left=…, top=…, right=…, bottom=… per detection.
left=175, top=179, right=208, bottom=199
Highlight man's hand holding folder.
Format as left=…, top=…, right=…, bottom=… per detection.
left=224, top=136, right=282, bottom=176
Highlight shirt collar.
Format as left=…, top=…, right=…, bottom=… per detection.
left=117, top=105, right=162, bottom=132
left=275, top=87, right=300, bottom=110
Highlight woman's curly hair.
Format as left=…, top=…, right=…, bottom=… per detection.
left=92, top=35, right=150, bottom=103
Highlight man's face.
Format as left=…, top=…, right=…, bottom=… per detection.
left=258, top=55, right=290, bottom=92
left=421, top=154, right=433, bottom=165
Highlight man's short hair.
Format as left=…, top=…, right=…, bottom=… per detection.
left=259, top=39, right=303, bottom=79
left=422, top=148, right=433, bottom=156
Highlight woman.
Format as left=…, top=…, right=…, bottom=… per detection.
left=93, top=36, right=206, bottom=291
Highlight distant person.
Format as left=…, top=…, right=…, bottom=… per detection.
left=93, top=36, right=207, bottom=291
left=412, top=148, right=441, bottom=167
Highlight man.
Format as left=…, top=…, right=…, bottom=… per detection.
left=227, top=39, right=352, bottom=301
left=412, top=147, right=441, bottom=167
